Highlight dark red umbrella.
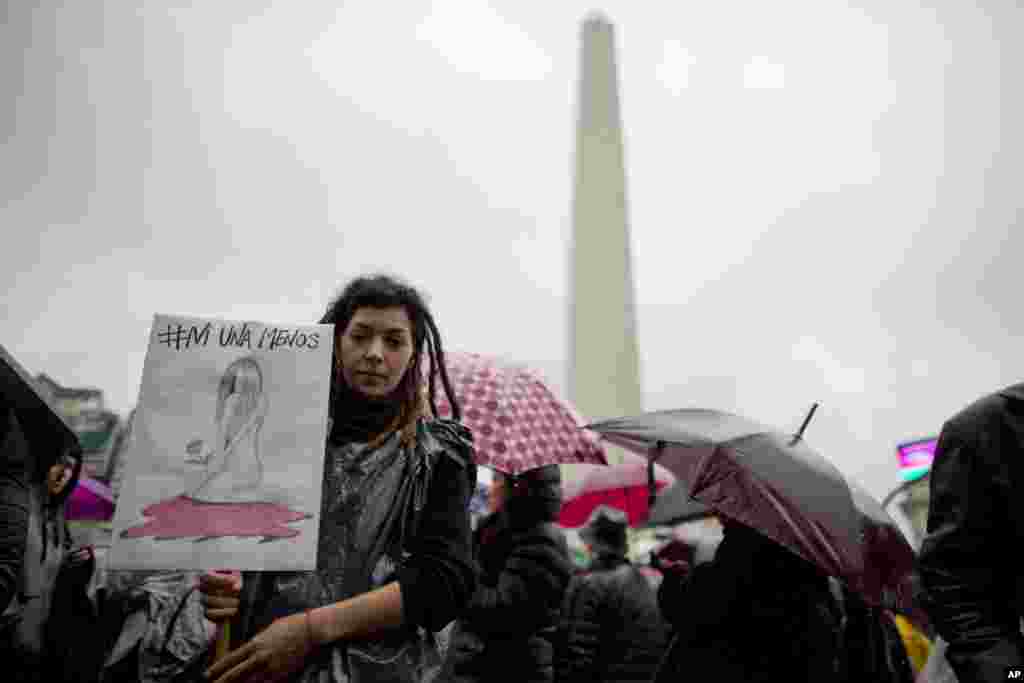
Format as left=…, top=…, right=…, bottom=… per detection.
left=587, top=405, right=917, bottom=610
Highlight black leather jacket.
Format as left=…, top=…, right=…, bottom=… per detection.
left=918, top=383, right=1024, bottom=683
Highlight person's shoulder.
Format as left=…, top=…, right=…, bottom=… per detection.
left=418, top=417, right=476, bottom=470
left=583, top=563, right=626, bottom=589
left=944, top=382, right=1024, bottom=436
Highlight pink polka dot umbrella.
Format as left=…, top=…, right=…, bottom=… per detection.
left=432, top=351, right=607, bottom=475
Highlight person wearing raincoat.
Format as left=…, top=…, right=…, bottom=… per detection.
left=1, top=351, right=103, bottom=683
left=199, top=274, right=478, bottom=683
left=0, top=419, right=87, bottom=682
left=654, top=516, right=842, bottom=683
left=439, top=465, right=573, bottom=683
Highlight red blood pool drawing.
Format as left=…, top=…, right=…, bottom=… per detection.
left=120, top=495, right=310, bottom=542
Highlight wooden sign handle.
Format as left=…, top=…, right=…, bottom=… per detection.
left=214, top=621, right=231, bottom=661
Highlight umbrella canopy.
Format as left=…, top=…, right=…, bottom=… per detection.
left=647, top=482, right=714, bottom=527
left=0, top=344, right=82, bottom=472
left=559, top=451, right=674, bottom=527
left=587, top=408, right=917, bottom=610
left=434, top=351, right=606, bottom=474
left=66, top=476, right=116, bottom=522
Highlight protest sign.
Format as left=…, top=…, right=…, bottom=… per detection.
left=107, top=314, right=332, bottom=571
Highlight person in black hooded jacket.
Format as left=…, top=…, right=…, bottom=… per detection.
left=556, top=505, right=668, bottom=683
left=440, top=465, right=573, bottom=683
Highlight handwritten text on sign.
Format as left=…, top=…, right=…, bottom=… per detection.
left=157, top=321, right=322, bottom=352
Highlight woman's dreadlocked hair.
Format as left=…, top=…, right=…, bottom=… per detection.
left=319, top=274, right=462, bottom=445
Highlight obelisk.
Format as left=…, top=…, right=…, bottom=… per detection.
left=568, top=13, right=642, bottom=466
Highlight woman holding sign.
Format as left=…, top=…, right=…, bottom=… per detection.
left=202, top=274, right=477, bottom=683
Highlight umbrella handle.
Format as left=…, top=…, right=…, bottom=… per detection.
left=648, top=460, right=655, bottom=510
left=648, top=441, right=665, bottom=510
left=214, top=621, right=231, bottom=661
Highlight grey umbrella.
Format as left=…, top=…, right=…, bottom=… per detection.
left=587, top=405, right=916, bottom=610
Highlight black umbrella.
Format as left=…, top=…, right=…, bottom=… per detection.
left=587, top=405, right=916, bottom=610
left=0, top=343, right=82, bottom=471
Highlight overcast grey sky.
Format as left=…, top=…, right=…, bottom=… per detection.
left=3, top=0, right=1022, bottom=500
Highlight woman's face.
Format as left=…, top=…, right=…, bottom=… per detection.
left=47, top=461, right=73, bottom=496
left=337, top=306, right=416, bottom=400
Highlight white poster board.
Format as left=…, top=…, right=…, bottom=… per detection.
left=107, top=314, right=333, bottom=571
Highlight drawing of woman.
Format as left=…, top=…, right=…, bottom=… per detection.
left=185, top=356, right=268, bottom=503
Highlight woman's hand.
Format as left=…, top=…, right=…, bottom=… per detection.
left=199, top=570, right=242, bottom=622
left=205, top=612, right=314, bottom=683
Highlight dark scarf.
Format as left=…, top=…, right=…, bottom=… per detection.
left=327, top=379, right=402, bottom=445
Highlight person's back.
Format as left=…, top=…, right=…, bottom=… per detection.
left=558, top=553, right=669, bottom=683
left=442, top=466, right=573, bottom=683
left=656, top=518, right=840, bottom=683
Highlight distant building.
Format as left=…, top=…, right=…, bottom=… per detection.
left=34, top=373, right=121, bottom=480
left=34, top=373, right=104, bottom=423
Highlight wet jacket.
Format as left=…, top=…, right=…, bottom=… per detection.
left=654, top=521, right=841, bottom=683
left=556, top=554, right=669, bottom=683
left=99, top=571, right=216, bottom=683
left=234, top=418, right=477, bottom=683
left=1, top=397, right=89, bottom=683
left=0, top=404, right=29, bottom=619
left=442, top=467, right=573, bottom=683
left=918, top=382, right=1024, bottom=683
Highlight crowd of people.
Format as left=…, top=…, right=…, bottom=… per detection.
left=2, top=272, right=1021, bottom=682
